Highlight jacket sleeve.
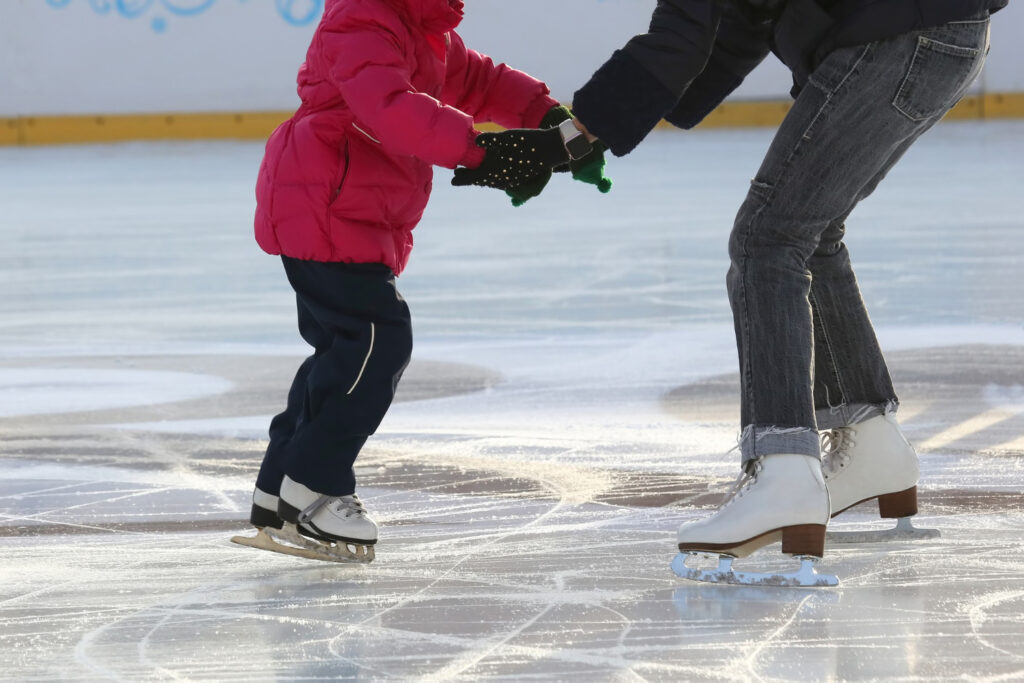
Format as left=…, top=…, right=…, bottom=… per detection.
left=441, top=31, right=559, bottom=130
left=318, top=14, right=480, bottom=169
left=572, top=0, right=723, bottom=156
left=664, top=3, right=771, bottom=129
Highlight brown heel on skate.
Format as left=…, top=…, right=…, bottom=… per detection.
left=877, top=486, right=918, bottom=519
left=781, top=524, right=827, bottom=557
left=827, top=485, right=938, bottom=544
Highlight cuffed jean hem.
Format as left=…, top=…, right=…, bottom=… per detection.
left=739, top=425, right=821, bottom=471
left=815, top=400, right=896, bottom=431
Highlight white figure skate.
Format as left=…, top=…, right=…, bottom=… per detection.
left=231, top=477, right=377, bottom=563
left=822, top=414, right=939, bottom=544
left=672, top=453, right=838, bottom=587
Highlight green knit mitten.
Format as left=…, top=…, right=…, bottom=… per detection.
left=569, top=141, right=613, bottom=194
left=544, top=106, right=613, bottom=193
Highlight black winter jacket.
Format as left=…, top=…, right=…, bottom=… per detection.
left=572, top=0, right=1007, bottom=156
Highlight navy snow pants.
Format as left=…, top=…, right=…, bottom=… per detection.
left=255, top=256, right=412, bottom=497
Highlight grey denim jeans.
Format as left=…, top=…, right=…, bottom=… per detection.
left=728, top=17, right=991, bottom=469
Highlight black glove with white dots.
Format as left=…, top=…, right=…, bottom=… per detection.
left=451, top=128, right=570, bottom=191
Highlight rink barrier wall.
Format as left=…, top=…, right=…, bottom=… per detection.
left=2, top=93, right=1023, bottom=147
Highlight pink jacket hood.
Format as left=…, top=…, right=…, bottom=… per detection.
left=383, top=0, right=464, bottom=33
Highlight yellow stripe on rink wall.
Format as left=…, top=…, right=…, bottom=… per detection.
left=0, top=112, right=293, bottom=146
left=686, top=92, right=1024, bottom=128
left=3, top=93, right=1023, bottom=146
left=982, top=91, right=1024, bottom=118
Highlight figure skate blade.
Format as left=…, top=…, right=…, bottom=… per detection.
left=671, top=552, right=838, bottom=587
left=826, top=516, right=940, bottom=544
left=231, top=526, right=375, bottom=564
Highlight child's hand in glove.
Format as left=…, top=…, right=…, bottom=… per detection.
left=451, top=127, right=569, bottom=191
left=502, top=137, right=613, bottom=205
left=452, top=109, right=613, bottom=204
left=502, top=105, right=573, bottom=207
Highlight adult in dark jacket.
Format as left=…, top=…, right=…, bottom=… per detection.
left=453, top=0, right=1005, bottom=585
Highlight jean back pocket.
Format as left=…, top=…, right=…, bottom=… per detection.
left=892, top=32, right=986, bottom=122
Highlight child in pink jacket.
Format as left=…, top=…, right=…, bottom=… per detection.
left=235, top=0, right=566, bottom=562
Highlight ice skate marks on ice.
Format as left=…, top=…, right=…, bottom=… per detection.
left=231, top=524, right=375, bottom=563
left=671, top=552, right=838, bottom=587
left=826, top=516, right=940, bottom=544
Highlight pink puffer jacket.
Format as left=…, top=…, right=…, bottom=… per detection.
left=254, top=0, right=558, bottom=273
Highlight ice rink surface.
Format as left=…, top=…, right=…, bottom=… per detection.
left=1, top=122, right=1023, bottom=680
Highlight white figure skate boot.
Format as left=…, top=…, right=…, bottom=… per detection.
left=232, top=477, right=377, bottom=563
left=821, top=413, right=938, bottom=542
left=672, top=453, right=837, bottom=587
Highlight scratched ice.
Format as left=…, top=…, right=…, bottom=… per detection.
left=1, top=123, right=1023, bottom=680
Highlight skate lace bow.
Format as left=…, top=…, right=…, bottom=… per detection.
left=821, top=427, right=854, bottom=476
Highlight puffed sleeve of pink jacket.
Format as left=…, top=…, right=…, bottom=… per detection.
left=317, top=9, right=558, bottom=170
left=441, top=30, right=559, bottom=133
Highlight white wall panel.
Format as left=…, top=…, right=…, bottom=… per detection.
left=1, top=0, right=1019, bottom=117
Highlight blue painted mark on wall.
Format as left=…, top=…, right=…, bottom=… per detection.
left=46, top=0, right=324, bottom=33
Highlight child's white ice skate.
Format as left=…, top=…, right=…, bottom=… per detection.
left=232, top=477, right=377, bottom=563
left=246, top=486, right=283, bottom=530
left=672, top=453, right=838, bottom=587
left=822, top=413, right=939, bottom=544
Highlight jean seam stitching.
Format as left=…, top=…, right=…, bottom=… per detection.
left=808, top=286, right=848, bottom=411
left=735, top=195, right=766, bottom=462
left=739, top=233, right=755, bottom=459
left=767, top=44, right=873, bottom=203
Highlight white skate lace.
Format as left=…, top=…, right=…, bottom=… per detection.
left=298, top=494, right=368, bottom=524
left=821, top=427, right=855, bottom=478
left=327, top=494, right=368, bottom=519
left=721, top=460, right=763, bottom=508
